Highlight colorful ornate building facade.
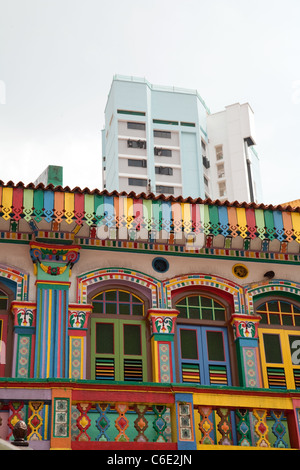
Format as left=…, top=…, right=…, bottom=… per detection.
left=1, top=180, right=300, bottom=450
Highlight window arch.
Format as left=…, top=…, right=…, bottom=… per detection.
left=173, top=291, right=233, bottom=387
left=256, top=297, right=300, bottom=390
left=256, top=299, right=300, bottom=326
left=92, top=289, right=144, bottom=316
left=89, top=287, right=150, bottom=383
left=0, top=284, right=14, bottom=377
left=176, top=294, right=226, bottom=321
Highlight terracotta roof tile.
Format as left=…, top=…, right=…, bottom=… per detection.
left=0, top=180, right=298, bottom=212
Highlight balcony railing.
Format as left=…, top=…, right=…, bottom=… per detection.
left=1, top=380, right=300, bottom=450
left=195, top=405, right=292, bottom=448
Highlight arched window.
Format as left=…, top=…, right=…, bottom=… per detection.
left=257, top=300, right=300, bottom=326
left=176, top=295, right=226, bottom=321
left=90, top=288, right=149, bottom=383
left=256, top=298, right=300, bottom=390
left=174, top=292, right=232, bottom=387
left=92, top=290, right=144, bottom=316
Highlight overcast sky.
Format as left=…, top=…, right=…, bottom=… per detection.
left=0, top=0, right=300, bottom=205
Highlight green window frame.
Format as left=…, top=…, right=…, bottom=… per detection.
left=91, top=318, right=147, bottom=382
left=176, top=294, right=226, bottom=321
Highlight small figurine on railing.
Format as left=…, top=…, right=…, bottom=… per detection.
left=12, top=420, right=29, bottom=447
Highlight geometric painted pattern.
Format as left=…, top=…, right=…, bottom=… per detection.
left=27, top=401, right=44, bottom=441
left=115, top=404, right=129, bottom=442
left=77, top=268, right=160, bottom=307
left=153, top=405, right=168, bottom=443
left=235, top=408, right=252, bottom=446
left=242, top=348, right=260, bottom=388
left=253, top=408, right=270, bottom=447
left=178, top=403, right=193, bottom=441
left=16, top=335, right=31, bottom=378
left=163, top=273, right=244, bottom=313
left=7, top=401, right=25, bottom=440
left=197, top=406, right=214, bottom=445
left=3, top=185, right=300, bottom=255
left=216, top=408, right=233, bottom=445
left=69, top=337, right=83, bottom=379
left=53, top=398, right=69, bottom=438
left=158, top=343, right=172, bottom=383
left=270, top=410, right=289, bottom=448
left=76, top=403, right=91, bottom=441
left=133, top=404, right=149, bottom=442
left=95, top=403, right=111, bottom=442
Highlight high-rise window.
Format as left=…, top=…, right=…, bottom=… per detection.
left=215, top=145, right=223, bottom=161
left=127, top=122, right=146, bottom=131
left=156, top=185, right=174, bottom=194
left=128, top=159, right=147, bottom=168
left=129, top=178, right=148, bottom=187
left=154, top=148, right=172, bottom=157
left=217, top=163, right=225, bottom=179
left=155, top=166, right=173, bottom=176
left=154, top=130, right=171, bottom=139
left=127, top=139, right=147, bottom=149
left=218, top=181, right=226, bottom=197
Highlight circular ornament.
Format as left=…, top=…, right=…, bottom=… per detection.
left=232, top=264, right=249, bottom=279
left=152, top=257, right=169, bottom=273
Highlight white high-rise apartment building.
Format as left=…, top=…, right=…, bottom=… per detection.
left=102, top=75, right=262, bottom=203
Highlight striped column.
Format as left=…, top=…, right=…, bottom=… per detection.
left=34, top=281, right=70, bottom=378
left=29, top=242, right=80, bottom=379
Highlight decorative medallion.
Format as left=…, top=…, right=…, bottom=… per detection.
left=232, top=264, right=249, bottom=279
left=152, top=257, right=169, bottom=273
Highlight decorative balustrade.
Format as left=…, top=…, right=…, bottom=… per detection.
left=196, top=405, right=292, bottom=448
left=1, top=381, right=300, bottom=450
left=72, top=402, right=172, bottom=444
left=1, top=399, right=297, bottom=449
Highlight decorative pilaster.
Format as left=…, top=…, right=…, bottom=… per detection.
left=175, top=393, right=197, bottom=450
left=68, top=303, right=93, bottom=379
left=11, top=301, right=36, bottom=378
left=50, top=389, right=72, bottom=450
left=29, top=241, right=80, bottom=379
left=147, top=308, right=179, bottom=383
left=230, top=313, right=262, bottom=388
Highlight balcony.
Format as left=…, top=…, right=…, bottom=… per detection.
left=1, top=379, right=300, bottom=450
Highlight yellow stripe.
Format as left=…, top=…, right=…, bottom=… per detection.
left=2, top=187, right=13, bottom=219
left=44, top=404, right=49, bottom=439
left=150, top=337, right=159, bottom=382
left=64, top=192, right=74, bottom=224
left=236, top=207, right=248, bottom=237
left=193, top=390, right=293, bottom=410
left=182, top=203, right=192, bottom=233
left=291, top=212, right=300, bottom=242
